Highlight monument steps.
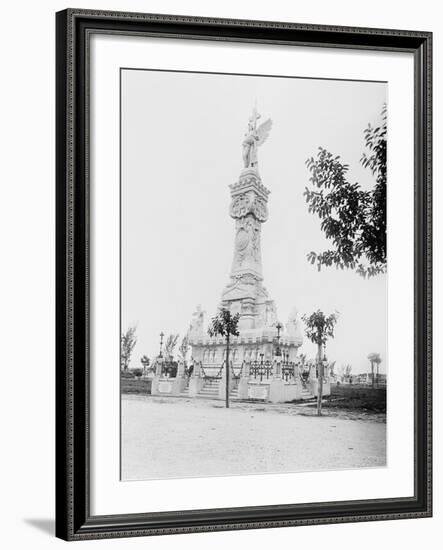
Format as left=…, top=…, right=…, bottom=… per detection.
left=176, top=378, right=242, bottom=400
left=199, top=388, right=219, bottom=397
left=200, top=378, right=221, bottom=396
left=173, top=378, right=316, bottom=401
left=300, top=387, right=315, bottom=400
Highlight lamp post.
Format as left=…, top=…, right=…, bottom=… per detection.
left=159, top=331, right=164, bottom=358
left=275, top=321, right=283, bottom=358
left=140, top=355, right=150, bottom=376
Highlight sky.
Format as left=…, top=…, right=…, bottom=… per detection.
left=121, top=68, right=387, bottom=375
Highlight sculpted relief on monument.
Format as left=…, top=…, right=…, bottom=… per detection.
left=230, top=192, right=268, bottom=222
left=233, top=215, right=262, bottom=268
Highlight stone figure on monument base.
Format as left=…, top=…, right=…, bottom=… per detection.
left=264, top=300, right=278, bottom=328
left=286, top=307, right=303, bottom=340
left=188, top=305, right=205, bottom=338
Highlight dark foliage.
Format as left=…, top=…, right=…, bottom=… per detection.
left=121, top=325, right=137, bottom=371
left=302, top=310, right=338, bottom=346
left=207, top=308, right=240, bottom=339
left=304, top=105, right=387, bottom=277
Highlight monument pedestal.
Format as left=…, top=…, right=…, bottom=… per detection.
left=151, top=376, right=186, bottom=396
left=247, top=381, right=270, bottom=401
left=218, top=367, right=236, bottom=400
left=237, top=377, right=250, bottom=399
left=268, top=377, right=285, bottom=403
left=309, top=378, right=331, bottom=397
left=322, top=379, right=331, bottom=397
left=188, top=376, right=204, bottom=397
left=309, top=378, right=318, bottom=397
left=283, top=381, right=301, bottom=401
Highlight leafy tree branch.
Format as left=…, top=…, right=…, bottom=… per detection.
left=304, top=105, right=387, bottom=277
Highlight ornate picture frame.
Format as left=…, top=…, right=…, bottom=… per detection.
left=55, top=8, right=432, bottom=541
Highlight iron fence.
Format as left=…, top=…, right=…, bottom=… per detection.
left=231, top=362, right=243, bottom=379
left=249, top=360, right=273, bottom=382
left=281, top=363, right=295, bottom=382
left=200, top=361, right=224, bottom=380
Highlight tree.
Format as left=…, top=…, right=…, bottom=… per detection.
left=121, top=325, right=137, bottom=372
left=164, top=334, right=179, bottom=359
left=302, top=310, right=338, bottom=415
left=344, top=364, right=353, bottom=382
left=368, top=352, right=382, bottom=387
left=304, top=105, right=386, bottom=277
left=338, top=363, right=352, bottom=383
left=208, top=308, right=240, bottom=408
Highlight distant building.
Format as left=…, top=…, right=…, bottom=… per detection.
left=353, top=372, right=387, bottom=386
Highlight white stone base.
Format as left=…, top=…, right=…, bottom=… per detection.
left=218, top=377, right=236, bottom=400
left=233, top=378, right=307, bottom=403
left=309, top=379, right=331, bottom=397
left=151, top=376, right=186, bottom=396
left=188, top=377, right=205, bottom=397
left=237, top=377, right=250, bottom=399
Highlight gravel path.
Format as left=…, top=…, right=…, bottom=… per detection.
left=121, top=395, right=386, bottom=481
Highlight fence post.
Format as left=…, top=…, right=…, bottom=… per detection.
left=275, top=357, right=282, bottom=379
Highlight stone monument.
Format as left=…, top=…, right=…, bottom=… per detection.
left=185, top=108, right=307, bottom=402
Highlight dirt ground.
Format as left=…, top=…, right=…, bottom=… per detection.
left=121, top=395, right=386, bottom=481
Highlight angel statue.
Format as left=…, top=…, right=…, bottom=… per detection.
left=286, top=307, right=302, bottom=339
left=242, top=107, right=272, bottom=169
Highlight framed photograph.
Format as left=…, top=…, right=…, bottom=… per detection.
left=56, top=9, right=432, bottom=541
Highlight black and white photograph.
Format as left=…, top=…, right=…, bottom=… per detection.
left=120, top=69, right=388, bottom=482
left=0, top=1, right=437, bottom=547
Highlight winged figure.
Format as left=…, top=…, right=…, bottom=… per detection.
left=242, top=108, right=272, bottom=169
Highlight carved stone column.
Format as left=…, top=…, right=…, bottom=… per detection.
left=221, top=168, right=271, bottom=331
